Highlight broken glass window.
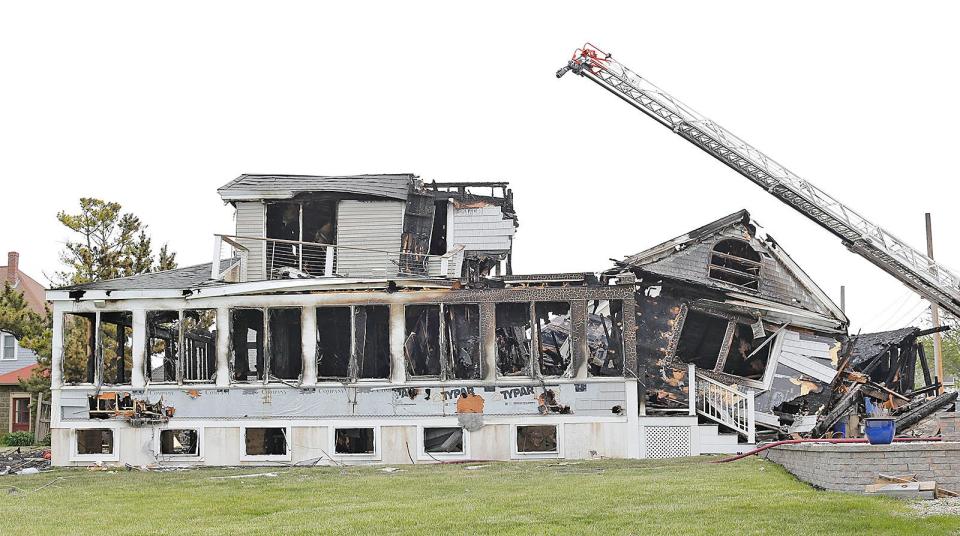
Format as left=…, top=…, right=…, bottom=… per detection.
left=496, top=302, right=531, bottom=376
left=586, top=300, right=625, bottom=377
left=317, top=307, right=351, bottom=379
left=354, top=306, right=390, bottom=379
left=404, top=305, right=442, bottom=377
left=76, top=429, right=113, bottom=455
left=245, top=427, right=287, bottom=456
left=445, top=304, right=481, bottom=380
left=423, top=427, right=464, bottom=454
left=516, top=425, right=557, bottom=453
left=708, top=239, right=761, bottom=290
left=722, top=323, right=773, bottom=380
left=674, top=310, right=728, bottom=369
left=231, top=309, right=264, bottom=382
left=268, top=308, right=302, bottom=381
left=100, top=311, right=133, bottom=385
left=62, top=313, right=96, bottom=384
left=160, top=429, right=199, bottom=456
left=335, top=428, right=375, bottom=454
left=146, top=311, right=180, bottom=383
left=182, top=309, right=217, bottom=382
left=534, top=302, right=572, bottom=377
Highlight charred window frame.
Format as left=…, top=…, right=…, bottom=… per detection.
left=229, top=308, right=302, bottom=383
left=673, top=309, right=730, bottom=370
left=146, top=311, right=181, bottom=383
left=147, top=310, right=218, bottom=384
left=265, top=200, right=337, bottom=277
left=62, top=312, right=97, bottom=384
left=534, top=302, right=572, bottom=377
left=405, top=304, right=482, bottom=381
left=317, top=307, right=352, bottom=380
left=444, top=304, right=481, bottom=380
left=182, top=310, right=218, bottom=382
left=159, top=429, right=200, bottom=457
left=708, top=239, right=762, bottom=291
left=718, top=322, right=781, bottom=385
left=354, top=305, right=391, bottom=380
left=586, top=300, right=625, bottom=377
left=404, top=305, right=443, bottom=378
left=99, top=312, right=133, bottom=386
left=496, top=302, right=533, bottom=377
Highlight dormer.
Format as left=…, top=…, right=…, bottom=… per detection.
left=213, top=174, right=517, bottom=283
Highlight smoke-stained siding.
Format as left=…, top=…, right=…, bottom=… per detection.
left=336, top=200, right=404, bottom=277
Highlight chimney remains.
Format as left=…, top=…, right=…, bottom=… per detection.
left=6, top=251, right=19, bottom=285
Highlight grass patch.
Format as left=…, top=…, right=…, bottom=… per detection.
left=0, top=457, right=956, bottom=535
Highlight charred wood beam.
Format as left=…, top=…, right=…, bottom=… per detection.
left=811, top=383, right=864, bottom=438
left=915, top=325, right=951, bottom=337
left=894, top=391, right=958, bottom=433
left=917, top=342, right=934, bottom=388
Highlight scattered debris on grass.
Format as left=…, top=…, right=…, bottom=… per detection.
left=0, top=448, right=51, bottom=475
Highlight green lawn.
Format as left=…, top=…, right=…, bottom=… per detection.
left=0, top=457, right=956, bottom=535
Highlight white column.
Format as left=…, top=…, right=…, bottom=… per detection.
left=215, top=307, right=231, bottom=388
left=389, top=304, right=406, bottom=383
left=625, top=380, right=641, bottom=459
left=301, top=306, right=317, bottom=386
left=131, top=309, right=146, bottom=388
left=50, top=304, right=63, bottom=389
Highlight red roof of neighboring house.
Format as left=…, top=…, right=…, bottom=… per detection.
left=1, top=252, right=47, bottom=316
left=0, top=363, right=39, bottom=385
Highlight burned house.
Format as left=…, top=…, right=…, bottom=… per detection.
left=46, top=176, right=944, bottom=466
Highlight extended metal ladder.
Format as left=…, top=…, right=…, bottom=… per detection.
left=557, top=43, right=960, bottom=319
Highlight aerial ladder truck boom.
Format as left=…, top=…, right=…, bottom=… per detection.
left=557, top=43, right=960, bottom=319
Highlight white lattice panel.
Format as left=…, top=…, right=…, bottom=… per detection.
left=645, top=426, right=691, bottom=459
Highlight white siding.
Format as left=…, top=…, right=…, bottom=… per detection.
left=234, top=201, right=265, bottom=281
left=336, top=200, right=404, bottom=277
left=446, top=204, right=515, bottom=252
left=774, top=330, right=838, bottom=383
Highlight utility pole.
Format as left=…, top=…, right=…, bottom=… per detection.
left=925, top=213, right=945, bottom=394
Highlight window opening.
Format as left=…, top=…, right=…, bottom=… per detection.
left=496, top=303, right=531, bottom=376
left=534, top=302, right=572, bottom=377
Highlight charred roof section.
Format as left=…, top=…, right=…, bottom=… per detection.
left=218, top=174, right=417, bottom=203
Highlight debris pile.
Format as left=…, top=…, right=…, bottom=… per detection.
left=0, top=448, right=52, bottom=475
left=865, top=473, right=959, bottom=500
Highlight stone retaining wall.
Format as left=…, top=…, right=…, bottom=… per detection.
left=762, top=442, right=960, bottom=493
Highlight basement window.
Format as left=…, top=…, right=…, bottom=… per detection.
left=160, top=429, right=199, bottom=456
left=496, top=302, right=532, bottom=376
left=182, top=309, right=217, bottom=382
left=335, top=428, right=376, bottom=454
left=76, top=429, right=114, bottom=455
left=587, top=300, right=625, bottom=377
left=516, top=425, right=558, bottom=454
left=708, top=239, right=761, bottom=291
left=62, top=313, right=96, bottom=384
left=674, top=310, right=727, bottom=369
left=354, top=306, right=390, bottom=379
left=100, top=311, right=133, bottom=385
left=231, top=309, right=264, bottom=382
left=316, top=307, right=352, bottom=379
left=404, top=305, right=442, bottom=377
left=245, top=427, right=288, bottom=456
left=268, top=308, right=302, bottom=381
left=445, top=304, right=481, bottom=380
left=534, top=302, right=572, bottom=377
left=423, top=427, right=464, bottom=454
left=146, top=311, right=180, bottom=383
left=722, top=323, right=773, bottom=380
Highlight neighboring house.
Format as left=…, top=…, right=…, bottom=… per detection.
left=0, top=251, right=45, bottom=435
left=45, top=175, right=863, bottom=466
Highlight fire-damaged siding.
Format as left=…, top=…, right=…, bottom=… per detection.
left=446, top=204, right=515, bottom=252
left=235, top=201, right=266, bottom=281
left=336, top=200, right=404, bottom=277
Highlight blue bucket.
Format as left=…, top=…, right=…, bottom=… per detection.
left=864, top=418, right=896, bottom=445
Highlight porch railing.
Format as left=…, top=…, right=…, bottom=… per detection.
left=212, top=234, right=465, bottom=282
left=689, top=363, right=755, bottom=443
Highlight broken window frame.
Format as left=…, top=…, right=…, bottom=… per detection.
left=242, top=426, right=291, bottom=460
left=229, top=307, right=303, bottom=384
left=145, top=310, right=182, bottom=384
left=419, top=426, right=468, bottom=459
left=181, top=309, right=218, bottom=383
left=99, top=311, right=134, bottom=386
left=353, top=305, right=391, bottom=381
left=586, top=300, right=626, bottom=377
left=62, top=312, right=98, bottom=385
left=61, top=311, right=135, bottom=386
left=513, top=424, right=561, bottom=458
left=670, top=305, right=783, bottom=389
left=265, top=199, right=338, bottom=278
left=495, top=302, right=534, bottom=377
left=145, top=309, right=218, bottom=385
left=707, top=239, right=762, bottom=291
left=533, top=301, right=573, bottom=378
left=72, top=428, right=117, bottom=461
left=316, top=306, right=353, bottom=381
left=332, top=427, right=378, bottom=458
left=158, top=428, right=202, bottom=458
left=267, top=307, right=303, bottom=382
left=443, top=303, right=482, bottom=381
left=404, top=304, right=444, bottom=379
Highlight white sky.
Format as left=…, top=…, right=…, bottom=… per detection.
left=2, top=1, right=958, bottom=334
